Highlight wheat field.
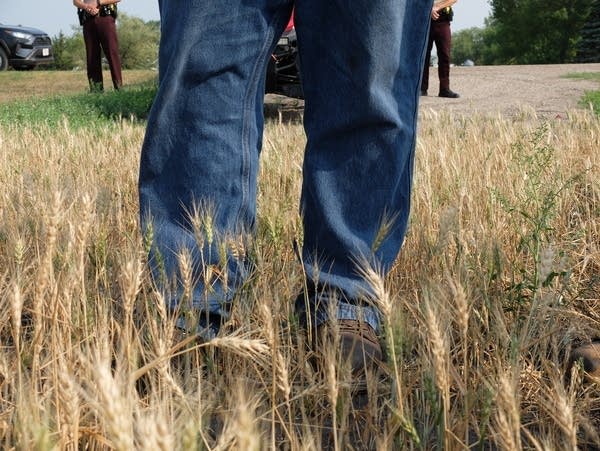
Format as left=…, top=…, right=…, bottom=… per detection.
left=0, top=103, right=599, bottom=450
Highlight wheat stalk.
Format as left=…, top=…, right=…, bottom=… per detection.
left=424, top=297, right=450, bottom=448
left=494, top=369, right=522, bottom=450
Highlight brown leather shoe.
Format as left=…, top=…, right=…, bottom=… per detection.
left=568, top=341, right=600, bottom=379
left=336, top=319, right=383, bottom=376
left=311, top=320, right=385, bottom=449
left=314, top=319, right=384, bottom=393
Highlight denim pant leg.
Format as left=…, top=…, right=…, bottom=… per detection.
left=139, top=0, right=293, bottom=331
left=295, top=0, right=432, bottom=331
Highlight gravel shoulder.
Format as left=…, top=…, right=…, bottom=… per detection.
left=265, top=63, right=600, bottom=120
left=420, top=63, right=600, bottom=118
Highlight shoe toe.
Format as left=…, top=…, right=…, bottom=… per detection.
left=340, top=331, right=382, bottom=374
left=439, top=89, right=460, bottom=98
left=570, top=342, right=600, bottom=377
left=336, top=320, right=383, bottom=377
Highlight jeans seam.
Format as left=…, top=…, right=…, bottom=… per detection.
left=239, top=24, right=277, bottom=229
left=409, top=1, right=434, bottom=187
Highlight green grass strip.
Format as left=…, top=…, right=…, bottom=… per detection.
left=565, top=72, right=600, bottom=115
left=0, top=80, right=157, bottom=128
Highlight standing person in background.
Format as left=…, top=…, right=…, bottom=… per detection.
left=73, top=0, right=122, bottom=92
left=421, top=0, right=460, bottom=98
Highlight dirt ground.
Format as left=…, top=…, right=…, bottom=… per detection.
left=265, top=63, right=600, bottom=120
left=420, top=63, right=600, bottom=118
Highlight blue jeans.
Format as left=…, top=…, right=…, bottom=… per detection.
left=139, top=0, right=432, bottom=336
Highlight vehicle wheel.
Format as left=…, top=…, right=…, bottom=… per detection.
left=0, top=47, right=8, bottom=71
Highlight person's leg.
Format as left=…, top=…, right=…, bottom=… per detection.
left=434, top=21, right=452, bottom=92
left=295, top=0, right=432, bottom=333
left=139, top=0, right=293, bottom=337
left=421, top=30, right=434, bottom=94
left=96, top=15, right=123, bottom=89
left=83, top=20, right=103, bottom=91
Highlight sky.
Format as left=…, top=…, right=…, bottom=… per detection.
left=2, top=1, right=491, bottom=37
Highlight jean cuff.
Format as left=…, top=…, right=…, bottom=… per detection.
left=175, top=312, right=221, bottom=342
left=309, top=301, right=381, bottom=334
left=334, top=302, right=381, bottom=333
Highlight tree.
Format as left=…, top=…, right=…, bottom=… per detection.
left=116, top=14, right=160, bottom=70
left=452, top=27, right=486, bottom=65
left=477, top=18, right=505, bottom=65
left=489, top=0, right=594, bottom=64
left=50, top=30, right=86, bottom=70
left=576, top=0, right=600, bottom=62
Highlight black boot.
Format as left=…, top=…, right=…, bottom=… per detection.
left=439, top=88, right=459, bottom=98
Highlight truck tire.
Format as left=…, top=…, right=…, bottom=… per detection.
left=0, top=47, right=8, bottom=71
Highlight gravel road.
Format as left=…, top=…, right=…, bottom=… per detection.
left=265, top=63, right=600, bottom=120
left=420, top=63, right=600, bottom=118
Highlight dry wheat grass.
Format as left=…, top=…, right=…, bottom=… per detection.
left=0, top=107, right=599, bottom=449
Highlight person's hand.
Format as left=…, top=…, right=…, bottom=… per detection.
left=431, top=7, right=440, bottom=20
left=86, top=5, right=99, bottom=15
